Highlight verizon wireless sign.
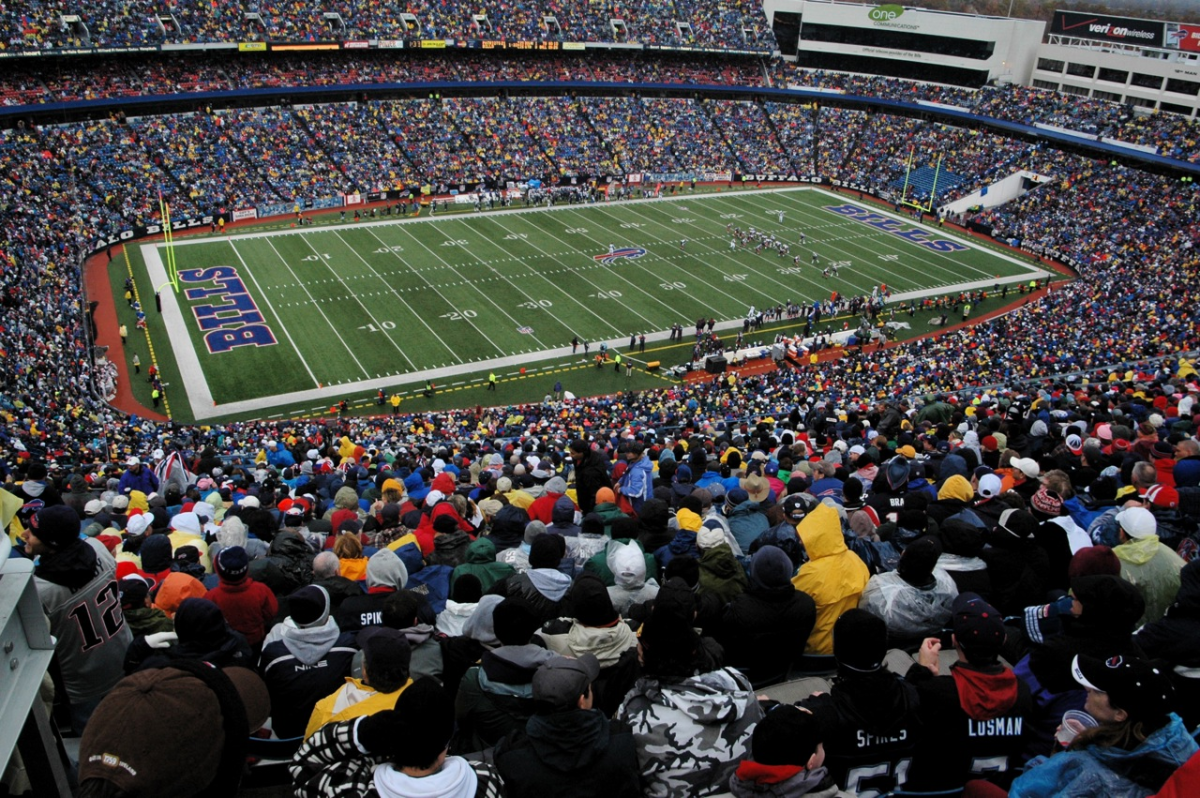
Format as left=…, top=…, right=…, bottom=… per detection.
left=1050, top=10, right=1165, bottom=48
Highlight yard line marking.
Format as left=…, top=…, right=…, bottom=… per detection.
left=260, top=237, right=371, bottom=379
left=361, top=226, right=502, bottom=359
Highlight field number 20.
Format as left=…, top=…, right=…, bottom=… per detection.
left=440, top=310, right=478, bottom=321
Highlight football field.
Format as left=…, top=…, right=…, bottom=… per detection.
left=136, top=187, right=1048, bottom=420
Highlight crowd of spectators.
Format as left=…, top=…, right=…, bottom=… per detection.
left=1, top=46, right=1200, bottom=795
left=9, top=356, right=1200, bottom=794
left=0, top=0, right=776, bottom=51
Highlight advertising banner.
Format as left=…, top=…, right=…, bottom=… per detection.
left=231, top=208, right=257, bottom=222
left=1050, top=11, right=1165, bottom=48
left=1167, top=23, right=1200, bottom=52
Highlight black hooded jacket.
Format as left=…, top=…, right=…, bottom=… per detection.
left=494, top=710, right=641, bottom=798
left=123, top=598, right=254, bottom=674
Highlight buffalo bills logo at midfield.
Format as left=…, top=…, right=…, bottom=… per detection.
left=594, top=247, right=647, bottom=263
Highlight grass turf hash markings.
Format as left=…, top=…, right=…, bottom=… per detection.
left=147, top=187, right=1045, bottom=417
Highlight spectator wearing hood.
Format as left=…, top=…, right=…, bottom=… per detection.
left=938, top=517, right=992, bottom=599
left=547, top=494, right=582, bottom=538
left=697, top=526, right=748, bottom=607
left=260, top=585, right=357, bottom=739
left=204, top=545, right=277, bottom=650
left=537, top=574, right=640, bottom=717
left=1112, top=506, right=1185, bottom=626
left=722, top=545, right=815, bottom=686
left=794, top=503, right=871, bottom=654
left=728, top=479, right=772, bottom=552
left=335, top=548, right=408, bottom=632
left=453, top=538, right=516, bottom=595
left=657, top=505, right=702, bottom=572
left=527, top=476, right=571, bottom=525
left=455, top=598, right=557, bottom=752
left=669, top=464, right=697, bottom=509
left=497, top=534, right=573, bottom=625
left=617, top=592, right=763, bottom=795
left=607, top=539, right=660, bottom=615
left=427, top=513, right=474, bottom=568
left=859, top=537, right=959, bottom=648
left=494, top=653, right=641, bottom=798
left=798, top=609, right=920, bottom=794
left=904, top=594, right=1032, bottom=791
left=486, top=504, right=530, bottom=551
left=153, top=570, right=208, bottom=619
left=927, top=475, right=976, bottom=527
left=980, top=509, right=1050, bottom=617
left=440, top=594, right=504, bottom=699
left=62, top=473, right=92, bottom=518
left=124, top=597, right=254, bottom=674
left=119, top=575, right=173, bottom=636
left=249, top=528, right=316, bottom=598
left=167, top=511, right=212, bottom=574
left=306, top=625, right=413, bottom=738
left=864, top=456, right=918, bottom=526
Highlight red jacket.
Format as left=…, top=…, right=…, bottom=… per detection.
left=526, top=491, right=566, bottom=525
left=204, top=577, right=278, bottom=648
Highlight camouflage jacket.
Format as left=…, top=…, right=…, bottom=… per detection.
left=617, top=667, right=762, bottom=797
left=290, top=717, right=503, bottom=798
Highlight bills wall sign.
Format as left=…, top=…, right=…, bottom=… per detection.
left=178, top=266, right=278, bottom=353
left=594, top=247, right=647, bottom=263
left=824, top=205, right=968, bottom=253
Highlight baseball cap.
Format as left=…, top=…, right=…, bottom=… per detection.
left=1115, top=506, right=1157, bottom=539
left=977, top=474, right=1003, bottom=499
left=782, top=492, right=817, bottom=522
left=1072, top=654, right=1174, bottom=722
left=951, top=593, right=1005, bottom=659
left=1010, top=458, right=1040, bottom=479
left=533, top=654, right=601, bottom=712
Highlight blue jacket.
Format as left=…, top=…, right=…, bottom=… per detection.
left=726, top=499, right=770, bottom=552
left=118, top=467, right=159, bottom=496
left=1010, top=714, right=1197, bottom=798
left=619, top=455, right=654, bottom=511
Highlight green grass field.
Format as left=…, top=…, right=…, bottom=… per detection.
left=124, top=187, right=1048, bottom=422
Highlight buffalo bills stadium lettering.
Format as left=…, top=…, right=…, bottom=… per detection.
left=825, top=205, right=968, bottom=253
left=178, top=266, right=278, bottom=354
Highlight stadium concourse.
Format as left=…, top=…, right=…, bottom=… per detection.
left=5, top=8, right=1200, bottom=798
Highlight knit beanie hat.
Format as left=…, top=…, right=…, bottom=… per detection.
left=493, top=598, right=542, bottom=646
left=1030, top=486, right=1064, bottom=518
left=139, top=534, right=174, bottom=574
left=288, top=585, right=331, bottom=628
left=750, top=704, right=823, bottom=766
left=215, top=546, right=250, bottom=583
left=30, top=505, right=81, bottom=549
left=524, top=520, right=547, bottom=545
left=833, top=609, right=887, bottom=672
left=749, top=545, right=794, bottom=589
left=570, top=573, right=619, bottom=627
left=896, top=536, right=942, bottom=588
